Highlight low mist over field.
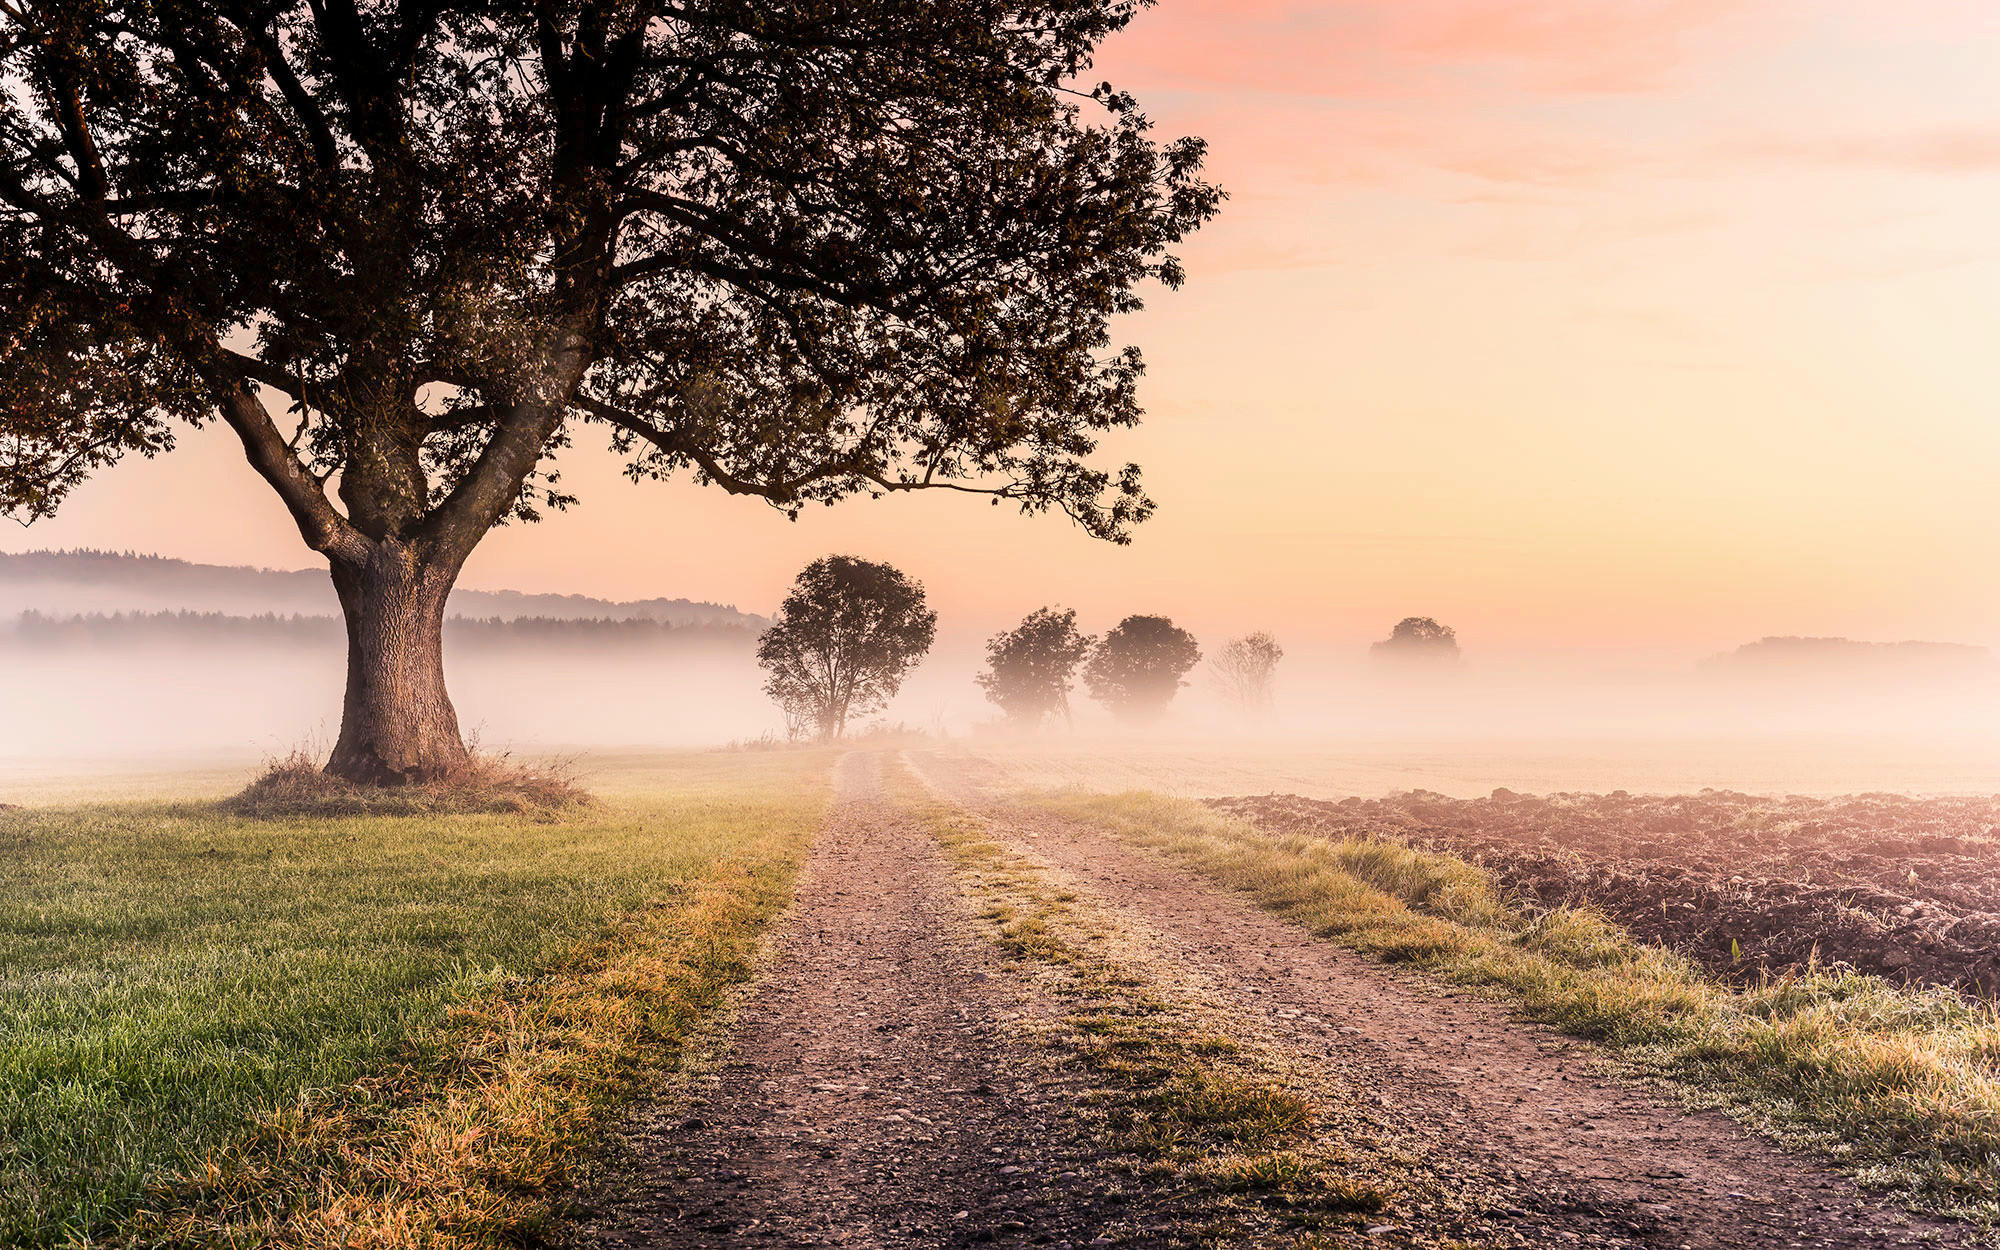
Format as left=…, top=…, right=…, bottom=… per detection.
left=0, top=551, right=772, bottom=756
left=7, top=549, right=1996, bottom=795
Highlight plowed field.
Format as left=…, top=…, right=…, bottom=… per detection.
left=1213, top=790, right=2000, bottom=997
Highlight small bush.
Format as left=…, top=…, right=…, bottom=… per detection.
left=221, top=750, right=590, bottom=819
left=719, top=732, right=793, bottom=752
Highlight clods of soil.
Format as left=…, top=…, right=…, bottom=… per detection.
left=1212, top=790, right=2000, bottom=997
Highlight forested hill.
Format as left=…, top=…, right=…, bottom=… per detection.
left=1700, top=636, right=1992, bottom=681
left=3, top=610, right=756, bottom=653
left=0, top=549, right=767, bottom=628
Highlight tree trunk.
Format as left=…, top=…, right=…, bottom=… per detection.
left=324, top=543, right=469, bottom=784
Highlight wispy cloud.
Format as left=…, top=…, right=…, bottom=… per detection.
left=1396, top=0, right=1758, bottom=93
left=1095, top=1, right=1780, bottom=199
left=1101, top=0, right=1768, bottom=100
left=1734, top=127, right=2000, bottom=174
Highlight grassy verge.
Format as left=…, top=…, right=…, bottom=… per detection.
left=1034, top=789, right=2000, bottom=1219
left=891, top=769, right=1412, bottom=1246
left=0, top=750, right=832, bottom=1248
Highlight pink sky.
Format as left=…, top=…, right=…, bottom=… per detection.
left=9, top=0, right=1999, bottom=658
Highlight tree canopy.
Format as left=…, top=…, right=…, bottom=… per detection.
left=756, top=555, right=936, bottom=740
left=0, top=0, right=1220, bottom=547
left=978, top=605, right=1092, bottom=728
left=1084, top=612, right=1198, bottom=721
left=1371, top=616, right=1460, bottom=664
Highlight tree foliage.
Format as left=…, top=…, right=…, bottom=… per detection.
left=755, top=555, right=936, bottom=741
left=1371, top=616, right=1460, bottom=664
left=1084, top=613, right=1198, bottom=721
left=1210, top=631, right=1282, bottom=717
left=0, top=0, right=1221, bottom=544
left=978, top=605, right=1092, bottom=729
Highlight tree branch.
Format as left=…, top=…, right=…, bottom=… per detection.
left=575, top=393, right=822, bottom=500
left=217, top=348, right=309, bottom=398
left=207, top=374, right=368, bottom=564
left=419, top=340, right=590, bottom=565
left=50, top=75, right=109, bottom=202
left=575, top=393, right=1029, bottom=507
left=226, top=9, right=341, bottom=170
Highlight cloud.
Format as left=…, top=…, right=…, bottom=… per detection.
left=1089, top=1, right=1772, bottom=196
left=1426, top=135, right=1636, bottom=186
left=1736, top=128, right=2000, bottom=174
left=1159, top=96, right=1640, bottom=191
left=1098, top=0, right=1767, bottom=100
left=1399, top=0, right=1757, bottom=92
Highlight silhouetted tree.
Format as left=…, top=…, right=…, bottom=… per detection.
left=978, top=607, right=1093, bottom=729
left=1085, top=614, right=1200, bottom=722
left=756, top=557, right=936, bottom=741
left=0, top=2, right=1218, bottom=783
left=1210, top=632, right=1283, bottom=717
left=1371, top=617, right=1460, bottom=664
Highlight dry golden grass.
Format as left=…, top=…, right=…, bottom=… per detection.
left=1039, top=789, right=2000, bottom=1218
left=220, top=749, right=590, bottom=819
left=123, top=853, right=801, bottom=1248
left=892, top=768, right=1400, bottom=1239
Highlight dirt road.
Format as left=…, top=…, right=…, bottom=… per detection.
left=574, top=753, right=1191, bottom=1248
left=574, top=752, right=1980, bottom=1248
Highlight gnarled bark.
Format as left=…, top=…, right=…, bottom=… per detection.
left=325, top=542, right=467, bottom=784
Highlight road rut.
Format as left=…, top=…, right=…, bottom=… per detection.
left=574, top=753, right=1175, bottom=1249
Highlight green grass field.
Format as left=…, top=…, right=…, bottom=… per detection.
left=0, top=750, right=832, bottom=1248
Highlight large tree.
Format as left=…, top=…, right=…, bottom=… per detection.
left=1084, top=612, right=1197, bottom=722
left=756, top=555, right=935, bottom=741
left=977, top=605, right=1091, bottom=729
left=0, top=1, right=1218, bottom=782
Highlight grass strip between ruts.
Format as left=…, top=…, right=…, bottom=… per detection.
left=893, top=765, right=1414, bottom=1246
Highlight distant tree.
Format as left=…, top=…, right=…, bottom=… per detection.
left=1371, top=617, right=1460, bottom=664
left=978, top=607, right=1094, bottom=729
left=756, top=557, right=936, bottom=741
left=1210, top=632, right=1283, bottom=717
left=0, top=2, right=1217, bottom=783
left=775, top=689, right=819, bottom=745
left=1085, top=615, right=1200, bottom=722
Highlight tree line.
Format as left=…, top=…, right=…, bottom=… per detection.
left=752, top=556, right=1282, bottom=741
left=754, top=558, right=1468, bottom=741
left=4, top=610, right=756, bottom=653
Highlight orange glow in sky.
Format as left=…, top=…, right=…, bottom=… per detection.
left=8, top=0, right=1999, bottom=657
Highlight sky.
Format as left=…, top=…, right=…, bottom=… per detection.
left=8, top=0, right=2000, bottom=661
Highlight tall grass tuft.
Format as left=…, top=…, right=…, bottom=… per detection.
left=221, top=748, right=590, bottom=819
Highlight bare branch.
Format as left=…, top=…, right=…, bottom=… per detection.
left=206, top=374, right=368, bottom=564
